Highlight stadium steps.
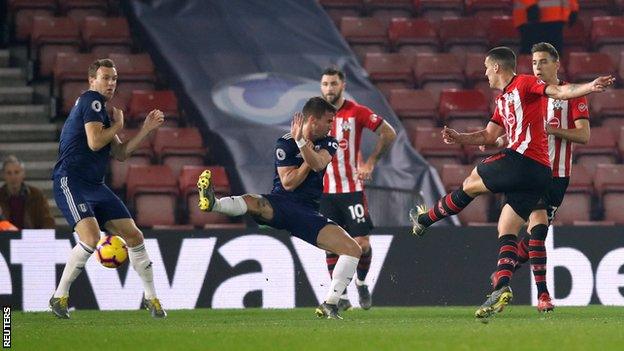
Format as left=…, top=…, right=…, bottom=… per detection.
left=0, top=124, right=58, bottom=142
left=0, top=67, right=25, bottom=87
left=23, top=161, right=55, bottom=180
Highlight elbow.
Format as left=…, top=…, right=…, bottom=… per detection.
left=578, top=134, right=590, bottom=145
left=88, top=142, right=102, bottom=152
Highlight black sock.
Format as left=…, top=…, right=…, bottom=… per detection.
left=494, top=234, right=518, bottom=290
left=418, top=188, right=474, bottom=227
left=529, top=224, right=549, bottom=295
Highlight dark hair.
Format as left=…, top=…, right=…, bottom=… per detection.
left=88, top=59, right=116, bottom=78
left=321, top=67, right=345, bottom=81
left=531, top=42, right=559, bottom=61
left=486, top=46, right=516, bottom=71
left=302, top=96, right=337, bottom=120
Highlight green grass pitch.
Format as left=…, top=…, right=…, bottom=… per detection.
left=12, top=306, right=624, bottom=351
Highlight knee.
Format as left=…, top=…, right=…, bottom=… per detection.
left=122, top=229, right=144, bottom=247
left=81, top=235, right=99, bottom=249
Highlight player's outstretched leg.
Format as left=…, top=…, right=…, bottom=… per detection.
left=198, top=170, right=216, bottom=211
left=197, top=170, right=249, bottom=216
left=409, top=188, right=474, bottom=237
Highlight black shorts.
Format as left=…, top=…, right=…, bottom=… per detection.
left=319, top=191, right=373, bottom=237
left=477, top=149, right=551, bottom=221
left=534, top=177, right=570, bottom=224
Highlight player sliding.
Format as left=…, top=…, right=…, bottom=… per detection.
left=197, top=97, right=362, bottom=319
left=409, top=46, right=614, bottom=321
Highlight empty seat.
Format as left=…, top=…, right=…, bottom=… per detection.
left=82, top=16, right=132, bottom=52
left=179, top=165, right=232, bottom=227
left=30, top=16, right=81, bottom=78
left=126, top=165, right=178, bottom=227
left=589, top=89, right=624, bottom=129
left=320, top=0, right=364, bottom=27
left=554, top=165, right=593, bottom=225
left=9, top=0, right=56, bottom=41
left=574, top=127, right=619, bottom=174
left=388, top=89, right=438, bottom=129
left=413, top=53, right=464, bottom=98
left=438, top=17, right=489, bottom=59
left=438, top=89, right=489, bottom=130
left=619, top=127, right=624, bottom=159
left=60, top=81, right=87, bottom=115
left=53, top=52, right=97, bottom=101
left=591, top=17, right=624, bottom=64
left=566, top=52, right=615, bottom=83
left=410, top=127, right=464, bottom=173
left=440, top=163, right=491, bottom=224
left=594, top=164, right=624, bottom=224
left=418, top=0, right=463, bottom=20
left=340, top=17, right=389, bottom=61
left=387, top=18, right=439, bottom=53
left=108, top=53, right=156, bottom=83
left=487, top=16, right=519, bottom=51
left=366, top=0, right=414, bottom=25
left=128, top=90, right=180, bottom=125
left=465, top=0, right=512, bottom=17
left=58, top=0, right=108, bottom=13
left=109, top=128, right=153, bottom=190
left=152, top=128, right=205, bottom=177
left=363, top=52, right=414, bottom=84
left=464, top=52, right=486, bottom=86
left=441, top=164, right=473, bottom=191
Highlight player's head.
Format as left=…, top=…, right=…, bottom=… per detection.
left=88, top=58, right=118, bottom=101
left=531, top=42, right=560, bottom=84
left=2, top=155, right=25, bottom=191
left=302, top=96, right=337, bottom=139
left=485, top=47, right=516, bottom=89
left=320, top=67, right=346, bottom=105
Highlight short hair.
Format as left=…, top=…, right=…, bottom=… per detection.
left=531, top=42, right=559, bottom=61
left=321, top=67, right=345, bottom=81
left=2, top=155, right=24, bottom=171
left=302, top=96, right=337, bottom=120
left=88, top=59, right=116, bottom=78
left=486, top=46, right=516, bottom=71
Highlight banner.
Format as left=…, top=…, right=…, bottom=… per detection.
left=1, top=226, right=623, bottom=311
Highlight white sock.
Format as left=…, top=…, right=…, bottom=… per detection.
left=324, top=255, right=359, bottom=305
left=54, top=241, right=93, bottom=297
left=340, top=293, right=348, bottom=299
left=129, top=243, right=157, bottom=300
left=356, top=279, right=366, bottom=286
left=213, top=196, right=247, bottom=216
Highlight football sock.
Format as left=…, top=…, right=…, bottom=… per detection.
left=325, top=252, right=339, bottom=278
left=356, top=247, right=372, bottom=282
left=128, top=242, right=157, bottom=300
left=54, top=241, right=93, bottom=298
left=213, top=196, right=248, bottom=216
left=516, top=234, right=530, bottom=266
left=418, top=189, right=474, bottom=227
left=325, top=255, right=359, bottom=305
left=529, top=224, right=549, bottom=295
left=493, top=234, right=518, bottom=290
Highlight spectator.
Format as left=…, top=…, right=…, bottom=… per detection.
left=514, top=0, right=579, bottom=54
left=0, top=155, right=55, bottom=229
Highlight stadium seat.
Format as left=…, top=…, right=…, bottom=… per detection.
left=554, top=166, right=593, bottom=225
left=109, top=129, right=153, bottom=190
left=589, top=89, right=624, bottom=129
left=128, top=90, right=180, bottom=126
left=619, top=127, right=624, bottom=159
left=60, top=81, right=87, bottom=115
left=438, top=89, right=489, bottom=130
left=418, top=0, right=463, bottom=20
left=566, top=52, right=615, bottom=83
left=594, top=164, right=624, bottom=224
left=59, top=0, right=108, bottom=22
left=365, top=0, right=414, bottom=25
left=487, top=16, right=519, bottom=51
left=81, top=16, right=132, bottom=53
left=591, top=17, right=624, bottom=65
left=410, top=127, right=464, bottom=174
left=563, top=21, right=589, bottom=53
left=340, top=17, right=388, bottom=61
left=578, top=1, right=615, bottom=27
left=464, top=0, right=511, bottom=17
left=152, top=128, right=206, bottom=177
left=179, top=165, right=233, bottom=227
left=515, top=54, right=533, bottom=75
left=30, top=16, right=81, bottom=78
left=108, top=53, right=156, bottom=84
left=126, top=165, right=178, bottom=227
left=387, top=18, right=439, bottom=53
left=363, top=53, right=414, bottom=85
left=412, top=53, right=464, bottom=99
left=440, top=164, right=491, bottom=225
left=53, top=52, right=97, bottom=103
left=574, top=127, right=619, bottom=174
left=464, top=53, right=487, bottom=86
left=9, top=0, right=56, bottom=41
left=388, top=89, right=438, bottom=129
left=438, top=17, right=488, bottom=61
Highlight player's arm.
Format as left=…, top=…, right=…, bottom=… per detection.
left=358, top=120, right=397, bottom=180
left=545, top=75, right=615, bottom=100
left=442, top=122, right=505, bottom=146
left=546, top=119, right=590, bottom=144
left=85, top=121, right=122, bottom=152
left=277, top=163, right=312, bottom=191
left=110, top=109, right=164, bottom=161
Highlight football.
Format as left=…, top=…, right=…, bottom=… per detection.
left=95, top=235, right=128, bottom=268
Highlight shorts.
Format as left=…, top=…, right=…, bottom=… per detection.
left=477, top=149, right=551, bottom=221
left=53, top=175, right=131, bottom=230
left=259, top=193, right=336, bottom=245
left=319, top=191, right=373, bottom=237
left=533, top=177, right=570, bottom=224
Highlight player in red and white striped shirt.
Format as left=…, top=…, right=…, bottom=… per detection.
left=319, top=68, right=397, bottom=311
left=511, top=42, right=591, bottom=313
left=409, top=47, right=613, bottom=321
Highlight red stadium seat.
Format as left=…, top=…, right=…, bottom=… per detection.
left=30, top=16, right=81, bottom=78
left=438, top=89, right=489, bottom=130
left=60, top=81, right=87, bottom=115
left=603, top=193, right=624, bottom=224
left=554, top=165, right=593, bottom=225
left=619, top=127, right=624, bottom=159
left=81, top=16, right=132, bottom=52
left=594, top=164, right=624, bottom=196
left=562, top=21, right=589, bottom=53
left=566, top=52, right=615, bottom=83
left=464, top=52, right=486, bottom=86
left=9, top=0, right=56, bottom=41
left=319, top=0, right=364, bottom=26
left=58, top=0, right=108, bottom=13
left=108, top=128, right=153, bottom=190
left=438, top=17, right=489, bottom=61
left=440, top=164, right=472, bottom=191
left=152, top=128, right=206, bottom=177
left=465, top=0, right=511, bottom=17
left=128, top=90, right=180, bottom=125
left=108, top=53, right=156, bottom=83
left=589, top=89, right=624, bottom=129
left=366, top=0, right=414, bottom=25
left=440, top=164, right=491, bottom=225
left=126, top=165, right=178, bottom=227
left=53, top=52, right=97, bottom=102
left=363, top=53, right=415, bottom=84
left=487, top=16, right=519, bottom=50
left=410, top=127, right=464, bottom=174
left=388, top=89, right=438, bottom=129
left=340, top=17, right=389, bottom=61
left=179, top=165, right=233, bottom=227
left=418, top=0, right=463, bottom=20
left=387, top=18, right=439, bottom=53
left=574, top=127, right=619, bottom=174
left=413, top=53, right=464, bottom=98
left=591, top=17, right=624, bottom=65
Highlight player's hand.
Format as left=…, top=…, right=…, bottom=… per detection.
left=590, top=75, right=615, bottom=92
left=441, top=125, right=459, bottom=144
left=111, top=107, right=124, bottom=130
left=291, top=112, right=304, bottom=141
left=545, top=124, right=554, bottom=134
left=143, top=109, right=165, bottom=131
left=356, top=160, right=374, bottom=181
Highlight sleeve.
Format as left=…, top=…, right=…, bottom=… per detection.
left=356, top=105, right=384, bottom=131
left=569, top=96, right=589, bottom=121
left=321, top=137, right=339, bottom=157
left=81, top=94, right=105, bottom=124
left=521, top=75, right=548, bottom=96
left=274, top=138, right=299, bottom=167
left=490, top=103, right=504, bottom=126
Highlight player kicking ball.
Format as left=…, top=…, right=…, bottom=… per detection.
left=197, top=97, right=362, bottom=319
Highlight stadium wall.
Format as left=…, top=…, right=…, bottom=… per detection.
left=1, top=227, right=623, bottom=311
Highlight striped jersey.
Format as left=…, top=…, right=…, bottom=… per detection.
left=544, top=82, right=589, bottom=177
left=323, top=100, right=383, bottom=194
left=491, top=74, right=550, bottom=167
